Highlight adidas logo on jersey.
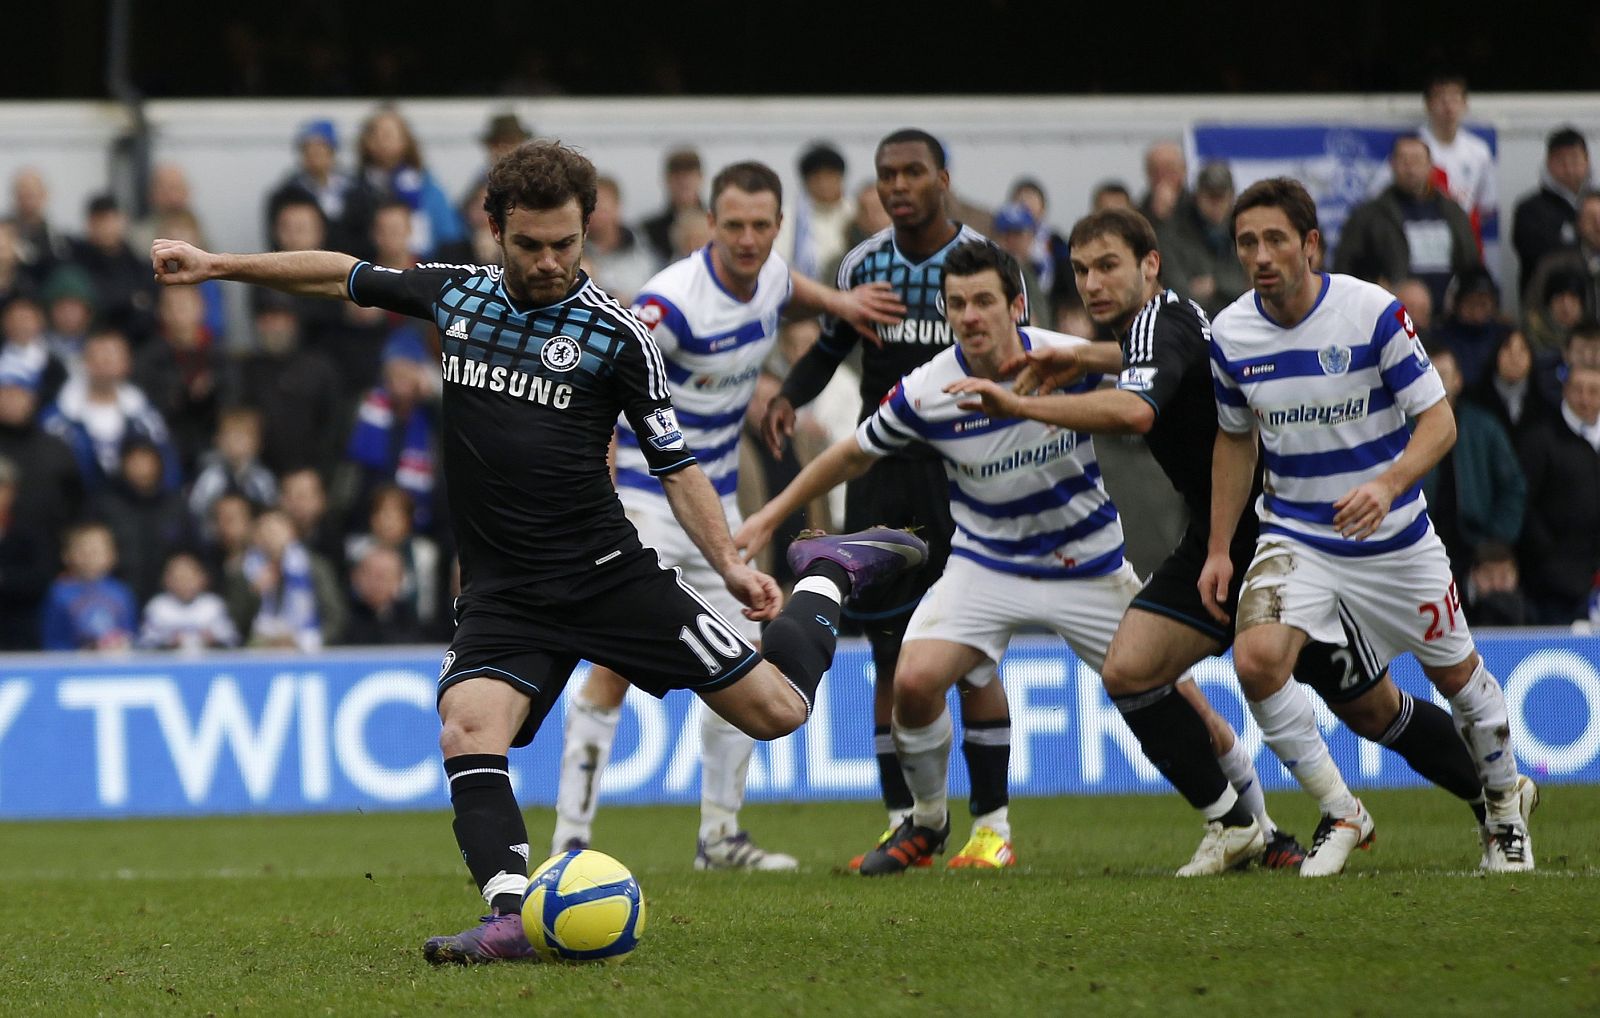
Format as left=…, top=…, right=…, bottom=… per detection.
left=446, top=318, right=470, bottom=340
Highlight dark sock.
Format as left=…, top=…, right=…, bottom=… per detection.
left=1113, top=684, right=1235, bottom=816
left=760, top=584, right=843, bottom=711
left=962, top=719, right=1011, bottom=817
left=1377, top=692, right=1485, bottom=812
left=869, top=628, right=914, bottom=812
left=445, top=754, right=529, bottom=915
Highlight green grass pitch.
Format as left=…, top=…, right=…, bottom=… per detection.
left=3, top=788, right=1597, bottom=1016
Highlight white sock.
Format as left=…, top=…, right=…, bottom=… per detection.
left=893, top=709, right=953, bottom=831
left=971, top=806, right=1011, bottom=841
left=1446, top=659, right=1520, bottom=799
left=792, top=574, right=843, bottom=604
left=1249, top=682, right=1359, bottom=818
left=1216, top=737, right=1275, bottom=835
left=551, top=698, right=621, bottom=852
left=699, top=708, right=755, bottom=843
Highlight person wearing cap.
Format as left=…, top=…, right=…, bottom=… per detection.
left=1435, top=266, right=1510, bottom=388
left=266, top=118, right=379, bottom=259
left=1513, top=127, right=1593, bottom=296
left=642, top=147, right=705, bottom=264
left=459, top=112, right=534, bottom=215
left=1156, top=161, right=1249, bottom=317
left=991, top=200, right=1049, bottom=323
left=775, top=142, right=852, bottom=281
left=1525, top=267, right=1591, bottom=355
left=40, top=264, right=97, bottom=367
left=1335, top=134, right=1481, bottom=312
left=66, top=194, right=158, bottom=346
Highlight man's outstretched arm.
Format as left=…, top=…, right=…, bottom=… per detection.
left=152, top=239, right=357, bottom=299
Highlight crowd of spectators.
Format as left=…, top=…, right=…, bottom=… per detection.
left=1, top=90, right=1597, bottom=657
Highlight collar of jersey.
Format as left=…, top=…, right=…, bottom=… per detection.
left=495, top=270, right=590, bottom=316
left=1253, top=272, right=1331, bottom=329
left=890, top=223, right=964, bottom=269
left=954, top=326, right=1031, bottom=377
left=701, top=245, right=762, bottom=304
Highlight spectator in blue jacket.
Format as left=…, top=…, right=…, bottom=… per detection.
left=42, top=329, right=180, bottom=494
left=356, top=107, right=464, bottom=260
left=41, top=520, right=138, bottom=651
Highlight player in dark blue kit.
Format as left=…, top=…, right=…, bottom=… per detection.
left=758, top=129, right=1025, bottom=869
left=151, top=140, right=926, bottom=963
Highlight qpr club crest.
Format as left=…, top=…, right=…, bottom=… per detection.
left=1318, top=344, right=1351, bottom=376
left=541, top=335, right=582, bottom=372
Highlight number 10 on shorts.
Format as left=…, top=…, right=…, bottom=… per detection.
left=1418, top=580, right=1462, bottom=642
left=680, top=613, right=745, bottom=673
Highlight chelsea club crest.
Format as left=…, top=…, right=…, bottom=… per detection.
left=541, top=335, right=582, bottom=372
left=1318, top=344, right=1351, bottom=375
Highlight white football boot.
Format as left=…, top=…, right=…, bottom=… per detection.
left=1300, top=800, right=1376, bottom=878
left=1481, top=775, right=1538, bottom=873
left=1177, top=818, right=1265, bottom=877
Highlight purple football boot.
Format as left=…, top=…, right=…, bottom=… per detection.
left=422, top=912, right=537, bottom=965
left=786, top=526, right=927, bottom=601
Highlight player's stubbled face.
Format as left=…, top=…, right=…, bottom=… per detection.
left=876, top=143, right=947, bottom=230
left=1234, top=206, right=1313, bottom=305
left=1070, top=233, right=1149, bottom=328
left=710, top=186, right=781, bottom=289
left=945, top=269, right=1018, bottom=361
left=495, top=199, right=586, bottom=305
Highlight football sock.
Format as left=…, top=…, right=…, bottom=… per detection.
left=760, top=568, right=845, bottom=714
left=552, top=698, right=620, bottom=851
left=869, top=630, right=915, bottom=814
left=1216, top=735, right=1276, bottom=835
left=1376, top=691, right=1485, bottom=807
left=961, top=718, right=1011, bottom=818
left=874, top=725, right=915, bottom=815
left=445, top=754, right=530, bottom=914
left=1249, top=682, right=1360, bottom=818
left=894, top=708, right=953, bottom=831
left=1113, top=684, right=1240, bottom=820
left=1446, top=659, right=1520, bottom=800
left=971, top=806, right=1012, bottom=841
left=699, top=708, right=755, bottom=843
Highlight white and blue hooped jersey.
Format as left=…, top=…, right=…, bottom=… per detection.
left=614, top=246, right=793, bottom=512
left=1210, top=272, right=1446, bottom=557
left=857, top=327, right=1125, bottom=578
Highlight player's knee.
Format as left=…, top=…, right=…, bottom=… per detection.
left=1232, top=637, right=1291, bottom=694
left=439, top=715, right=494, bottom=757
left=893, top=660, right=952, bottom=712
left=1100, top=647, right=1156, bottom=698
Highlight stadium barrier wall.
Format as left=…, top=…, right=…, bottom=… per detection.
left=1, top=631, right=1596, bottom=819
left=2, top=95, right=1598, bottom=316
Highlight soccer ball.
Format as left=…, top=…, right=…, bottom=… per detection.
left=522, top=849, right=647, bottom=964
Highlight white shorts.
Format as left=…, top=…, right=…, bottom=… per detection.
left=1237, top=531, right=1474, bottom=671
left=625, top=499, right=760, bottom=642
left=904, top=554, right=1145, bottom=675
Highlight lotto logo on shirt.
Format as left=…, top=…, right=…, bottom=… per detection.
left=634, top=299, right=667, bottom=332
left=643, top=407, right=686, bottom=451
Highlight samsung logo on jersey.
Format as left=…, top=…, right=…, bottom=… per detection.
left=441, top=353, right=572, bottom=409
left=878, top=319, right=952, bottom=346
left=959, top=432, right=1081, bottom=479
left=693, top=365, right=762, bottom=391
left=1257, top=396, right=1367, bottom=428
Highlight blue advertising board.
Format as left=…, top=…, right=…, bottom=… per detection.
left=0, top=632, right=1594, bottom=819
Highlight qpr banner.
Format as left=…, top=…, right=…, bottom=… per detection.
left=0, top=633, right=1594, bottom=819
left=1187, top=122, right=1500, bottom=271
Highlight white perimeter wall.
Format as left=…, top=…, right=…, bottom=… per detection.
left=3, top=93, right=1597, bottom=293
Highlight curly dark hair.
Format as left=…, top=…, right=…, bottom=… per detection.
left=483, top=140, right=598, bottom=231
